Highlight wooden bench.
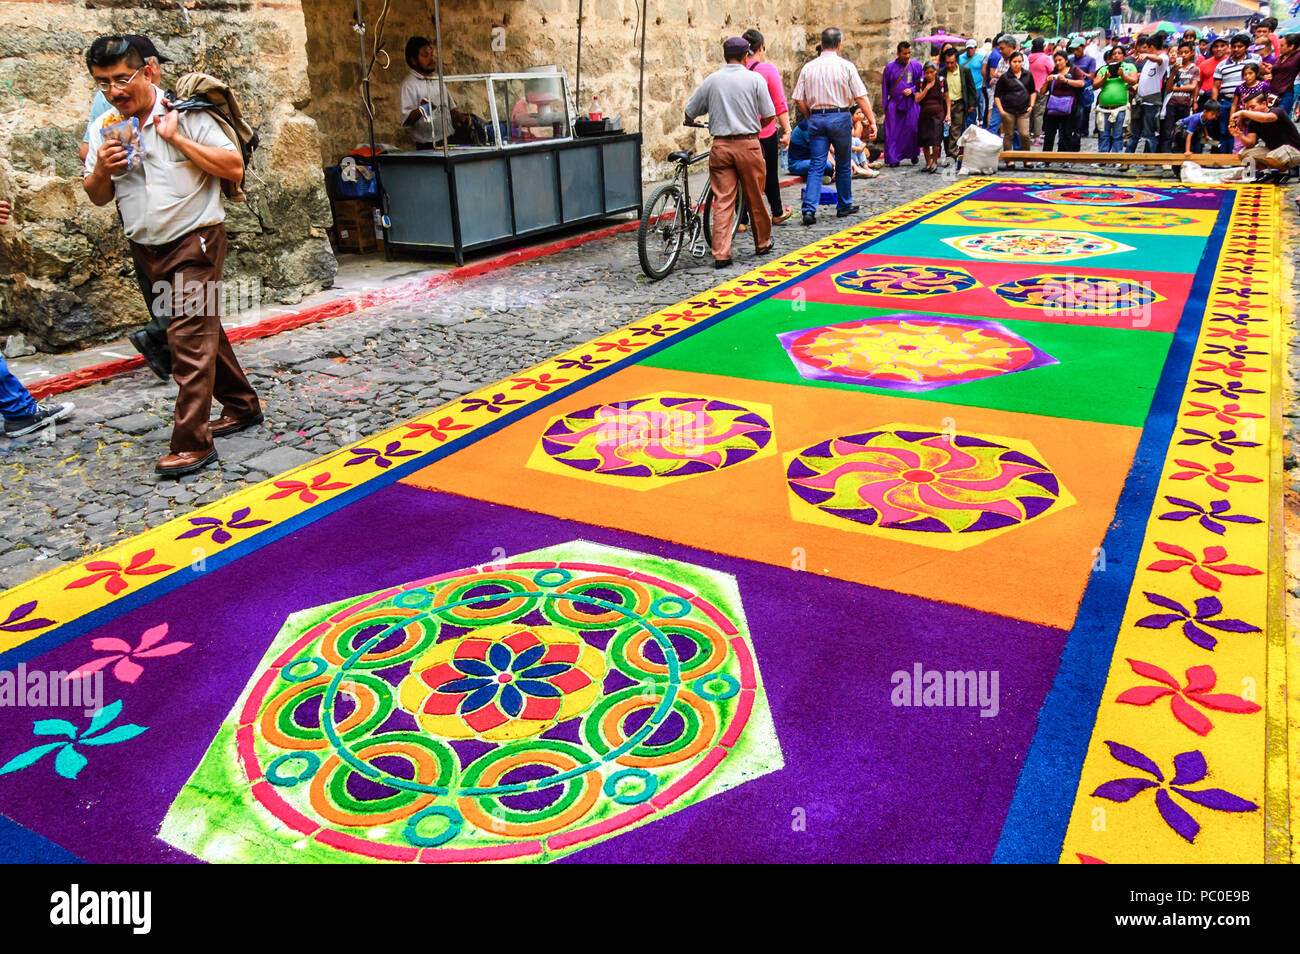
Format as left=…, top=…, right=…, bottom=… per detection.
left=999, top=150, right=1244, bottom=167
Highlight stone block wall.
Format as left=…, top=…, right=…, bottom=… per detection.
left=0, top=1, right=336, bottom=351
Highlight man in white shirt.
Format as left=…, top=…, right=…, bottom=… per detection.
left=83, top=35, right=261, bottom=477
left=400, top=37, right=460, bottom=148
left=1127, top=33, right=1169, bottom=153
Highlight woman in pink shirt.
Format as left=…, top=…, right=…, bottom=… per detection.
left=743, top=29, right=794, bottom=224
left=1027, top=37, right=1054, bottom=144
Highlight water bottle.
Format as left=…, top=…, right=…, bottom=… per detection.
left=779, top=145, right=789, bottom=173
left=590, top=93, right=602, bottom=121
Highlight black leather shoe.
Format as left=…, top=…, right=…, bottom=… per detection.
left=714, top=258, right=733, bottom=269
left=801, top=212, right=816, bottom=226
left=754, top=244, right=775, bottom=256
left=129, top=330, right=172, bottom=381
left=837, top=205, right=860, bottom=217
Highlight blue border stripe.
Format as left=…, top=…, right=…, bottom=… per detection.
left=4, top=184, right=987, bottom=671
left=992, top=189, right=1238, bottom=863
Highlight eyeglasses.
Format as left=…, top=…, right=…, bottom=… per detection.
left=93, top=67, right=142, bottom=92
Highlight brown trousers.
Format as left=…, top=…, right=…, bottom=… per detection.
left=708, top=136, right=772, bottom=262
left=131, top=224, right=260, bottom=454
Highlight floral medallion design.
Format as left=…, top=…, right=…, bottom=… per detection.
left=1028, top=186, right=1171, bottom=206
left=776, top=314, right=1056, bottom=391
left=830, top=264, right=980, bottom=297
left=1075, top=209, right=1196, bottom=229
left=528, top=393, right=775, bottom=489
left=955, top=204, right=1065, bottom=224
left=993, top=274, right=1163, bottom=315
left=942, top=230, right=1133, bottom=263
left=784, top=426, right=1074, bottom=550
left=160, top=543, right=780, bottom=863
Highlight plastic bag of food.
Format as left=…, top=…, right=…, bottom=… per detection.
left=101, top=116, right=144, bottom=171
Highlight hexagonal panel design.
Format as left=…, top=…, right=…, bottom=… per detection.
left=526, top=393, right=775, bottom=490
left=993, top=274, right=1165, bottom=316
left=784, top=425, right=1077, bottom=551
left=160, top=541, right=781, bottom=863
left=776, top=313, right=1057, bottom=392
left=941, top=229, right=1134, bottom=264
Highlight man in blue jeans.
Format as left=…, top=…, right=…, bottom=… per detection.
left=791, top=27, right=873, bottom=224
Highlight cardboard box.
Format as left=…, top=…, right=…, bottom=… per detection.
left=332, top=198, right=383, bottom=254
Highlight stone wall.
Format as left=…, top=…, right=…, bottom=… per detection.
left=300, top=0, right=916, bottom=171
left=0, top=1, right=336, bottom=351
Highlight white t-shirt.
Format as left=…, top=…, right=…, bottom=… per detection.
left=84, top=85, right=237, bottom=246
left=399, top=70, right=457, bottom=145
left=1136, top=52, right=1170, bottom=99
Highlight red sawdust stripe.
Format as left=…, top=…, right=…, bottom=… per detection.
left=27, top=177, right=803, bottom=402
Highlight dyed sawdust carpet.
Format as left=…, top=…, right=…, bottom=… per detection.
left=0, top=179, right=1288, bottom=864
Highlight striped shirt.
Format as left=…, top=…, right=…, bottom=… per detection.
left=1214, top=53, right=1262, bottom=97
left=792, top=51, right=868, bottom=110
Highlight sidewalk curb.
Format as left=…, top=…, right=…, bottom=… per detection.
left=27, top=175, right=804, bottom=401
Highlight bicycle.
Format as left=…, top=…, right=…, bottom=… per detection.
left=637, top=120, right=745, bottom=280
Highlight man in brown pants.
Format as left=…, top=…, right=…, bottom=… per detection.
left=82, top=35, right=261, bottom=477
left=685, top=36, right=776, bottom=268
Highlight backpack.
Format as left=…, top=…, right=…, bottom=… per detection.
left=167, top=72, right=260, bottom=202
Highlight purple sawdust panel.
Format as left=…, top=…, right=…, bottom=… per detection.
left=0, top=483, right=1067, bottom=863
left=970, top=183, right=1227, bottom=210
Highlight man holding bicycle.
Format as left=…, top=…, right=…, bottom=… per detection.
left=684, top=36, right=775, bottom=268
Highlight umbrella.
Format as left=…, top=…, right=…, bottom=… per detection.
left=914, top=31, right=968, bottom=44
left=1278, top=17, right=1300, bottom=35
left=1140, top=20, right=1181, bottom=34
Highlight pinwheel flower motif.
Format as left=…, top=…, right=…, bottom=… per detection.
left=1190, top=379, right=1263, bottom=400
left=266, top=472, right=351, bottom=504
left=1183, top=402, right=1263, bottom=426
left=1207, top=311, right=1266, bottom=328
left=459, top=393, right=524, bottom=414
left=1146, top=542, right=1261, bottom=592
left=1177, top=428, right=1260, bottom=455
left=402, top=416, right=471, bottom=442
left=66, top=622, right=192, bottom=684
left=1116, top=659, right=1261, bottom=735
left=0, top=700, right=147, bottom=780
left=509, top=373, right=570, bottom=391
left=1194, top=359, right=1264, bottom=379
left=554, top=354, right=609, bottom=371
left=0, top=601, right=55, bottom=634
left=1168, top=460, right=1262, bottom=493
left=1158, top=496, right=1261, bottom=535
left=65, top=549, right=174, bottom=595
left=629, top=324, right=670, bottom=338
left=345, top=441, right=418, bottom=468
left=176, top=507, right=271, bottom=544
left=1201, top=342, right=1266, bottom=359
left=1135, top=592, right=1260, bottom=651
left=1092, top=742, right=1257, bottom=843
left=1206, top=327, right=1267, bottom=344
left=592, top=338, right=644, bottom=354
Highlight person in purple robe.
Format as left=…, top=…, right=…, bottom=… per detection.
left=883, top=41, right=924, bottom=165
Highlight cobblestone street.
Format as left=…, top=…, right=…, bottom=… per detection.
left=3, top=166, right=1298, bottom=595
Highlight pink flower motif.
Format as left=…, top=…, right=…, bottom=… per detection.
left=1145, top=542, right=1261, bottom=592
left=66, top=623, right=192, bottom=684
left=1115, top=659, right=1260, bottom=736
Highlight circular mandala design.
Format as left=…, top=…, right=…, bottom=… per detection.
left=243, top=562, right=754, bottom=860
left=1074, top=209, right=1195, bottom=229
left=993, top=275, right=1160, bottom=313
left=788, top=317, right=1039, bottom=387
left=787, top=429, right=1065, bottom=534
left=956, top=204, right=1064, bottom=224
left=949, top=230, right=1123, bottom=261
left=1028, top=186, right=1167, bottom=206
left=541, top=396, right=771, bottom=478
left=832, top=264, right=979, bottom=297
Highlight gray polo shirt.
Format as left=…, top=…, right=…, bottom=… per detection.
left=684, top=63, right=775, bottom=136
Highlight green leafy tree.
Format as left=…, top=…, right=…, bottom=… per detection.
left=1004, top=0, right=1214, bottom=36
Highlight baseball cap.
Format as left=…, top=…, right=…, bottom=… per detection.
left=966, top=38, right=976, bottom=48
left=723, top=36, right=751, bottom=59
left=125, top=34, right=171, bottom=63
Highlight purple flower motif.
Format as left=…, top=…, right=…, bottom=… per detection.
left=175, top=507, right=271, bottom=545
left=1135, top=592, right=1261, bottom=651
left=555, top=354, right=609, bottom=371
left=459, top=393, right=524, bottom=415
left=629, top=324, right=670, bottom=338
left=1092, top=741, right=1258, bottom=843
left=1190, top=379, right=1264, bottom=400
left=344, top=441, right=418, bottom=469
left=1208, top=312, right=1266, bottom=327
left=1177, top=429, right=1260, bottom=456
left=0, top=600, right=55, bottom=634
left=1201, top=342, right=1267, bottom=359
left=1158, top=496, right=1263, bottom=535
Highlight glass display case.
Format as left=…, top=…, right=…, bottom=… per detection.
left=428, top=71, right=572, bottom=150
left=376, top=68, right=641, bottom=264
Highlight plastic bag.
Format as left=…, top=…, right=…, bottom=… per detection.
left=957, top=124, right=1002, bottom=175
left=101, top=116, right=143, bottom=171
left=1179, top=159, right=1252, bottom=183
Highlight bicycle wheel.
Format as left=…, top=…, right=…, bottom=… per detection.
left=702, top=188, right=744, bottom=251
left=638, top=182, right=687, bottom=280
